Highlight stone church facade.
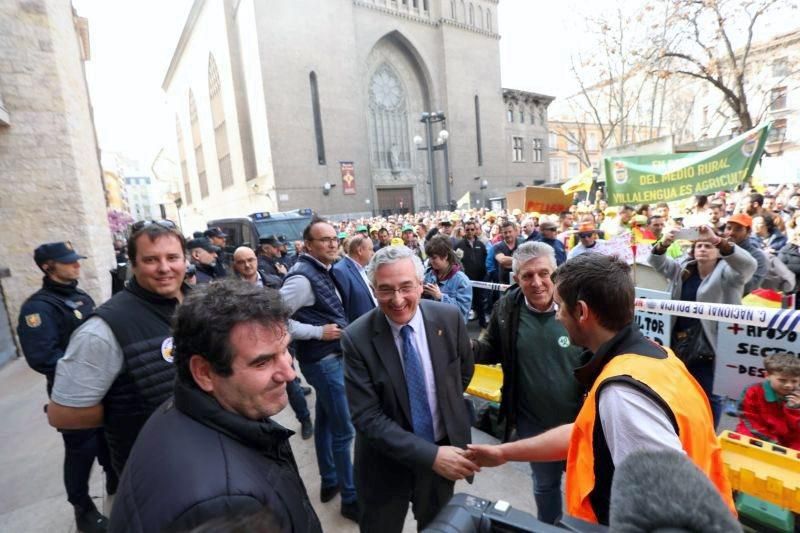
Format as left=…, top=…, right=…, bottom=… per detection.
left=163, top=0, right=552, bottom=229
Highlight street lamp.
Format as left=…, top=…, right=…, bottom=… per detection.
left=414, top=111, right=451, bottom=210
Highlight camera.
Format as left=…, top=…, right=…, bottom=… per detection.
left=422, top=493, right=607, bottom=533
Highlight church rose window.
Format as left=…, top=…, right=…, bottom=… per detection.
left=368, top=64, right=411, bottom=172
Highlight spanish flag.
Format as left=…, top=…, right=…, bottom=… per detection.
left=742, top=288, right=782, bottom=309
left=561, top=167, right=593, bottom=195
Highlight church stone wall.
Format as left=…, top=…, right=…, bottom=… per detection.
left=0, top=0, right=115, bottom=334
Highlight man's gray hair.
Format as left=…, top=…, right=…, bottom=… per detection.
left=366, top=245, right=424, bottom=286
left=512, top=241, right=557, bottom=274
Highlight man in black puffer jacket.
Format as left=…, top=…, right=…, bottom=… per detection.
left=109, top=281, right=321, bottom=533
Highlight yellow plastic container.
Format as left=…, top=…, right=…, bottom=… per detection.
left=718, top=431, right=800, bottom=513
left=466, top=364, right=503, bottom=402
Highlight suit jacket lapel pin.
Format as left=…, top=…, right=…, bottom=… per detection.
left=438, top=329, right=443, bottom=336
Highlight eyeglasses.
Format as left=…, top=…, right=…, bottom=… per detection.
left=374, top=284, right=419, bottom=300
left=578, top=232, right=595, bottom=238
left=131, top=219, right=177, bottom=233
left=309, top=237, right=339, bottom=245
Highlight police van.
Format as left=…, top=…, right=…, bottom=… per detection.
left=207, top=208, right=314, bottom=255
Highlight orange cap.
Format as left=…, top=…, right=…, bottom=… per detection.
left=727, top=213, right=752, bottom=228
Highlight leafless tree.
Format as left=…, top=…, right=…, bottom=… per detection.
left=654, top=0, right=797, bottom=132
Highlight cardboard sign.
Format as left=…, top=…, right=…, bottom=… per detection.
left=713, top=324, right=799, bottom=399
left=634, top=288, right=671, bottom=347
left=506, top=187, right=574, bottom=215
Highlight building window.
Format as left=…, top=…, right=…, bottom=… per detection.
left=770, top=86, right=787, bottom=111
left=468, top=3, right=474, bottom=25
left=175, top=116, right=192, bottom=206
left=532, top=138, right=543, bottom=162
left=474, top=95, right=483, bottom=166
left=519, top=109, right=525, bottom=123
left=772, top=57, right=789, bottom=78
left=568, top=161, right=579, bottom=178
left=460, top=0, right=466, bottom=22
left=768, top=118, right=787, bottom=143
left=476, top=6, right=483, bottom=29
left=548, top=132, right=557, bottom=151
left=310, top=71, right=326, bottom=165
left=588, top=132, right=598, bottom=151
left=567, top=133, right=578, bottom=152
left=550, top=159, right=563, bottom=181
left=368, top=64, right=411, bottom=171
left=486, top=9, right=492, bottom=31
left=450, top=0, right=456, bottom=18
left=507, top=105, right=514, bottom=123
left=208, top=55, right=233, bottom=189
left=512, top=136, right=524, bottom=162
left=529, top=106, right=536, bottom=125
left=188, top=90, right=209, bottom=198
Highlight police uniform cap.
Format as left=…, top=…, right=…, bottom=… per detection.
left=204, top=227, right=228, bottom=239
left=34, top=242, right=86, bottom=266
left=259, top=235, right=280, bottom=247
left=187, top=238, right=221, bottom=253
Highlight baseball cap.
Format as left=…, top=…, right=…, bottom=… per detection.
left=577, top=222, right=596, bottom=234
left=204, top=227, right=228, bottom=239
left=34, top=242, right=86, bottom=265
left=187, top=238, right=221, bottom=253
left=356, top=225, right=368, bottom=232
left=727, top=213, right=752, bottom=228
left=402, top=224, right=414, bottom=233
left=338, top=231, right=348, bottom=239
left=512, top=208, right=522, bottom=216
left=390, top=237, right=405, bottom=246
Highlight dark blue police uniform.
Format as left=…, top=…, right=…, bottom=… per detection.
left=16, top=243, right=114, bottom=530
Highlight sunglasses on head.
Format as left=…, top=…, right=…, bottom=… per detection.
left=578, top=232, right=594, bottom=238
left=131, top=219, right=178, bottom=233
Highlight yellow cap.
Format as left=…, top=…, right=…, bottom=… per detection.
left=390, top=237, right=405, bottom=246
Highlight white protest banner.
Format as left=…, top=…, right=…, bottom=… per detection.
left=634, top=288, right=671, bottom=347
left=713, top=324, right=799, bottom=399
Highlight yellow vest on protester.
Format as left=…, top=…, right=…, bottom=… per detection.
left=565, top=350, right=736, bottom=523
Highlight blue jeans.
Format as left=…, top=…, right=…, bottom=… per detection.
left=516, top=415, right=565, bottom=525
left=287, top=371, right=310, bottom=423
left=686, top=359, right=724, bottom=429
left=300, top=355, right=357, bottom=504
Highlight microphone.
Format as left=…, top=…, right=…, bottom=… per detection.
left=609, top=450, right=740, bottom=533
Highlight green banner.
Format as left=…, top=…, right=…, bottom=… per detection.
left=604, top=123, right=771, bottom=205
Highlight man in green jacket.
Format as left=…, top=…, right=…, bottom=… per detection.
left=472, top=241, right=585, bottom=525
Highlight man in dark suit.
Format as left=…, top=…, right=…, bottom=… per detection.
left=332, top=234, right=377, bottom=323
left=342, top=245, right=477, bottom=532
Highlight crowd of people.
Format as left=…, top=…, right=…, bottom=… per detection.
left=13, top=180, right=800, bottom=532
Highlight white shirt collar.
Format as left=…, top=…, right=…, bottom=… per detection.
left=523, top=297, right=556, bottom=313
left=345, top=255, right=365, bottom=272
left=386, top=305, right=424, bottom=337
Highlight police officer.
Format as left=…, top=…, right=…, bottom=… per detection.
left=204, top=226, right=230, bottom=277
left=17, top=242, right=115, bottom=533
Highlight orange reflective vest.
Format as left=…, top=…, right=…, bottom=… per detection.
left=565, top=350, right=736, bottom=523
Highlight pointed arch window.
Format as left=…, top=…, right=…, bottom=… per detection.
left=309, top=72, right=326, bottom=165
left=486, top=9, right=492, bottom=32
left=176, top=116, right=192, bottom=205
left=368, top=64, right=411, bottom=171
left=475, top=95, right=483, bottom=166
left=469, top=4, right=474, bottom=26
left=189, top=90, right=209, bottom=198
left=476, top=6, right=483, bottom=29
left=450, top=0, right=456, bottom=19
left=460, top=0, right=466, bottom=22
left=209, top=55, right=233, bottom=189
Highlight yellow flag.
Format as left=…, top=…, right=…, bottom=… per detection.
left=750, top=174, right=766, bottom=194
left=561, top=167, right=593, bottom=195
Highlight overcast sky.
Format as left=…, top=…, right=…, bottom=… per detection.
left=70, top=0, right=790, bottom=167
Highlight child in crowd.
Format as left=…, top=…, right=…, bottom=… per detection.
left=736, top=353, right=800, bottom=450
